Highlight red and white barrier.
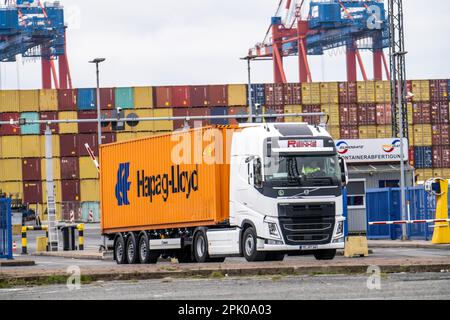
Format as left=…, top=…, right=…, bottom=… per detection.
left=369, top=219, right=450, bottom=226
left=70, top=210, right=75, bottom=223
left=89, top=209, right=94, bottom=223
left=12, top=241, right=17, bottom=254
left=84, top=143, right=100, bottom=173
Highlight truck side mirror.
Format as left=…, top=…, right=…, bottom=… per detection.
left=339, top=157, right=348, bottom=187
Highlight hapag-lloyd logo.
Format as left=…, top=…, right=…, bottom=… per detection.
left=115, top=162, right=131, bottom=206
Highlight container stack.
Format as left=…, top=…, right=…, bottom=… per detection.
left=1, top=79, right=449, bottom=221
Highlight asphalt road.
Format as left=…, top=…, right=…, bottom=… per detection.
left=1, top=272, right=449, bottom=300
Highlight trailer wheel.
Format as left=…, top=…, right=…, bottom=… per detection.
left=242, top=227, right=266, bottom=262
left=126, top=233, right=139, bottom=264
left=138, top=232, right=158, bottom=264
left=313, top=249, right=337, bottom=261
left=176, top=247, right=194, bottom=264
left=114, top=234, right=127, bottom=265
left=193, top=230, right=209, bottom=263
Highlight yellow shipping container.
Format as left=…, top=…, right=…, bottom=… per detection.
left=79, top=157, right=99, bottom=180
left=153, top=108, right=173, bottom=131
left=19, top=90, right=39, bottom=112
left=320, top=82, right=339, bottom=104
left=433, top=169, right=444, bottom=179
left=124, top=109, right=153, bottom=132
left=81, top=179, right=100, bottom=202
left=328, top=126, right=340, bottom=140
left=284, top=105, right=303, bottom=122
left=408, top=126, right=414, bottom=146
left=39, top=89, right=58, bottom=111
left=228, top=84, right=247, bottom=106
left=357, top=81, right=376, bottom=103
left=0, top=182, right=22, bottom=198
left=302, top=83, right=321, bottom=105
left=376, top=125, right=393, bottom=139
left=412, top=80, right=430, bottom=102
left=359, top=126, right=378, bottom=139
left=116, top=132, right=137, bottom=143
left=0, top=159, right=22, bottom=182
left=42, top=180, right=62, bottom=204
left=0, top=90, right=20, bottom=112
left=59, top=111, right=78, bottom=134
left=21, top=135, right=42, bottom=158
left=40, top=158, right=61, bottom=181
left=0, top=136, right=22, bottom=158
left=134, top=87, right=154, bottom=108
left=413, top=124, right=432, bottom=146
left=40, top=135, right=60, bottom=157
left=375, top=81, right=391, bottom=103
left=442, top=169, right=450, bottom=179
left=321, top=104, right=339, bottom=126
left=407, top=103, right=413, bottom=126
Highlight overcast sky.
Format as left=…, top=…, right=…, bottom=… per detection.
left=0, top=0, right=448, bottom=89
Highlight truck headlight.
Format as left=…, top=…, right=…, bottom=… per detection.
left=268, top=222, right=281, bottom=239
left=336, top=221, right=344, bottom=237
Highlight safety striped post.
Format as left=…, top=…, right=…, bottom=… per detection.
left=369, top=219, right=450, bottom=226
left=21, top=226, right=27, bottom=255
left=84, top=143, right=100, bottom=173
left=77, top=224, right=84, bottom=251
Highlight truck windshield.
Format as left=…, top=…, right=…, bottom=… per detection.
left=264, top=155, right=342, bottom=187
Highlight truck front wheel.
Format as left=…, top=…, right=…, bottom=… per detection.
left=193, top=230, right=209, bottom=263
left=126, top=233, right=139, bottom=264
left=114, top=234, right=127, bottom=265
left=314, top=249, right=337, bottom=260
left=242, top=227, right=266, bottom=262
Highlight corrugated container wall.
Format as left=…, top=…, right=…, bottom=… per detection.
left=210, top=107, right=228, bottom=125
left=0, top=113, right=20, bottom=135
left=57, top=89, right=77, bottom=111
left=100, top=88, right=115, bottom=109
left=320, top=82, right=339, bottom=104
left=190, top=86, right=209, bottom=107
left=22, top=158, right=41, bottom=181
left=265, top=84, right=284, bottom=106
left=0, top=90, right=20, bottom=112
left=40, top=111, right=59, bottom=134
left=133, top=87, right=153, bottom=108
left=19, top=90, right=39, bottom=112
left=59, top=111, right=78, bottom=134
left=155, top=86, right=172, bottom=108
left=250, top=84, right=265, bottom=106
left=172, top=86, right=191, bottom=107
left=77, top=88, right=96, bottom=110
left=302, top=83, right=321, bottom=105
left=0, top=159, right=22, bottom=182
left=20, top=112, right=40, bottom=135
left=60, top=157, right=80, bottom=180
left=209, top=85, right=228, bottom=107
left=39, top=89, right=58, bottom=111
left=430, top=80, right=448, bottom=101
left=115, top=88, right=134, bottom=109
left=228, top=84, right=247, bottom=106
left=284, top=83, right=302, bottom=105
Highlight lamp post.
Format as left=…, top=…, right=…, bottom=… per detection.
left=89, top=58, right=106, bottom=148
left=240, top=56, right=253, bottom=123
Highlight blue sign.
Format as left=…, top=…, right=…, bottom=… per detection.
left=115, top=163, right=131, bottom=206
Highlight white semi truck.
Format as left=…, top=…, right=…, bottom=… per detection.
left=100, top=123, right=348, bottom=264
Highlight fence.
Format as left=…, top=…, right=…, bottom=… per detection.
left=366, top=186, right=442, bottom=240
left=0, top=198, right=13, bottom=259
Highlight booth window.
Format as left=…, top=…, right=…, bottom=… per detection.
left=347, top=180, right=366, bottom=208
left=379, top=180, right=400, bottom=188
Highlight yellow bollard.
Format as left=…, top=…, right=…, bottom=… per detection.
left=77, top=224, right=84, bottom=251
left=432, top=179, right=450, bottom=244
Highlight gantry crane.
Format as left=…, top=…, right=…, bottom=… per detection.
left=0, top=0, right=72, bottom=89
left=248, top=0, right=391, bottom=83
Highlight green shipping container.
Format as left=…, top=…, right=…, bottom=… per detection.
left=115, top=87, right=134, bottom=109
left=20, top=112, right=40, bottom=135
left=81, top=202, right=100, bottom=223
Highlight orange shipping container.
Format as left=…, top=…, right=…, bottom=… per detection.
left=100, top=126, right=238, bottom=234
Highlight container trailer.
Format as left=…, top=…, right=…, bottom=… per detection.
left=99, top=123, right=348, bottom=264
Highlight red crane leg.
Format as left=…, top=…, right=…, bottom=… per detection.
left=50, top=60, right=60, bottom=89
left=297, top=20, right=309, bottom=83
left=59, top=55, right=68, bottom=89
left=382, top=52, right=391, bottom=81
left=272, top=23, right=287, bottom=84
left=355, top=49, right=368, bottom=81
left=346, top=47, right=357, bottom=82
left=41, top=58, right=52, bottom=89
left=373, top=49, right=383, bottom=81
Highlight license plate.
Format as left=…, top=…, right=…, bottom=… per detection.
left=301, top=245, right=318, bottom=250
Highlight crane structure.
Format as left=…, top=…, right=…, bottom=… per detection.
left=0, top=0, right=72, bottom=89
left=248, top=0, right=391, bottom=83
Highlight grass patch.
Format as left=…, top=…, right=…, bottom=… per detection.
left=0, top=275, right=94, bottom=289
left=209, top=271, right=225, bottom=279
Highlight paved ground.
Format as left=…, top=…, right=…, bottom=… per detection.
left=1, top=272, right=449, bottom=300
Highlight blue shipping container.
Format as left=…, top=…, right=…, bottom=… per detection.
left=20, top=112, right=40, bottom=135
left=210, top=107, right=228, bottom=125
left=77, top=88, right=96, bottom=110
left=250, top=84, right=266, bottom=106
left=0, top=9, right=19, bottom=30
left=115, top=88, right=134, bottom=109
left=0, top=198, right=13, bottom=260
left=414, top=146, right=433, bottom=169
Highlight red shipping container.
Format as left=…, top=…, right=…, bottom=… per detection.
left=432, top=124, right=450, bottom=145
left=60, top=157, right=80, bottom=180
left=57, top=89, right=77, bottom=111
left=430, top=80, right=448, bottom=101
left=0, top=113, right=20, bottom=135
left=284, top=83, right=302, bottom=105
left=376, top=104, right=392, bottom=125
left=190, top=86, right=210, bottom=107
left=209, top=85, right=228, bottom=107
left=171, top=86, right=191, bottom=107
left=100, top=88, right=115, bottom=110
left=431, top=102, right=449, bottom=124
left=188, top=107, right=210, bottom=128
left=433, top=146, right=450, bottom=168
left=302, top=105, right=321, bottom=125
left=60, top=134, right=78, bottom=157
left=358, top=103, right=377, bottom=125
left=340, top=126, right=359, bottom=139
left=23, top=182, right=42, bottom=204
left=265, top=106, right=285, bottom=123
left=228, top=106, right=248, bottom=125
left=61, top=180, right=81, bottom=202
left=265, top=84, right=284, bottom=106
left=412, top=102, right=431, bottom=124
left=339, top=82, right=357, bottom=104
left=172, top=108, right=189, bottom=130
left=339, top=104, right=358, bottom=125
left=40, top=111, right=59, bottom=134
left=61, top=202, right=82, bottom=222
left=102, top=132, right=116, bottom=144
left=22, top=158, right=41, bottom=181
left=99, top=109, right=113, bottom=133
left=77, top=134, right=111, bottom=156
left=409, top=147, right=415, bottom=167
left=155, top=86, right=172, bottom=108
left=77, top=110, right=98, bottom=133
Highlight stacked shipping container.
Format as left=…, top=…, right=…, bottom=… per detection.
left=1, top=80, right=449, bottom=221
